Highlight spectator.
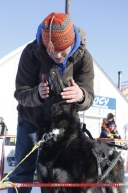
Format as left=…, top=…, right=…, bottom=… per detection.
left=107, top=113, right=115, bottom=122
left=0, top=117, right=8, bottom=135
left=100, top=121, right=121, bottom=139
left=101, top=118, right=108, bottom=130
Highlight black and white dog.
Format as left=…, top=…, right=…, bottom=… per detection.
left=36, top=67, right=125, bottom=193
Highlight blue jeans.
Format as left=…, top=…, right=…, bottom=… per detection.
left=8, top=119, right=38, bottom=193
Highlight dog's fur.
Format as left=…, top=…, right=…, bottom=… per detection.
left=36, top=68, right=125, bottom=193
left=36, top=103, right=125, bottom=193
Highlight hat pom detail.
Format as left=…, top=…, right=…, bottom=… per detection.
left=47, top=41, right=54, bottom=54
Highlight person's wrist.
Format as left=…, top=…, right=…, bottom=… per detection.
left=38, top=92, right=45, bottom=103
left=77, top=89, right=85, bottom=104
left=78, top=96, right=85, bottom=103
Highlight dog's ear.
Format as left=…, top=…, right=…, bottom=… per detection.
left=48, top=66, right=66, bottom=95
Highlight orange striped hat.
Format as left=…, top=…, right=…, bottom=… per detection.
left=42, top=12, right=75, bottom=53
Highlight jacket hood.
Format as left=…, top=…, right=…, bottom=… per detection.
left=36, top=23, right=81, bottom=75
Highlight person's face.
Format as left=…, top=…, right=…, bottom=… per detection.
left=109, top=125, right=115, bottom=131
left=47, top=46, right=71, bottom=64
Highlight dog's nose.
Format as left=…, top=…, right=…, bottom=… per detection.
left=48, top=66, right=65, bottom=95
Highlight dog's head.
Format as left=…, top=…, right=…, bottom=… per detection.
left=37, top=66, right=78, bottom=135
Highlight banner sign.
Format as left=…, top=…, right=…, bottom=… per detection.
left=4, top=137, right=16, bottom=174
left=4, top=137, right=16, bottom=146
left=92, top=95, right=116, bottom=110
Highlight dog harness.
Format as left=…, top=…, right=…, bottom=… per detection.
left=92, top=144, right=122, bottom=182
left=41, top=125, right=71, bottom=181
left=42, top=127, right=66, bottom=142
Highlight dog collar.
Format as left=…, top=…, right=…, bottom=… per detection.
left=42, top=127, right=66, bottom=142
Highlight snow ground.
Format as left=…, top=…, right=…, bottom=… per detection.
left=1, top=173, right=128, bottom=193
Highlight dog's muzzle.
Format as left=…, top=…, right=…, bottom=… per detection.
left=42, top=127, right=66, bottom=142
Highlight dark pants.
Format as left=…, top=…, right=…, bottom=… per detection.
left=8, top=119, right=38, bottom=193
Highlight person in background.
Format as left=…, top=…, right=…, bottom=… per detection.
left=100, top=121, right=121, bottom=139
left=107, top=113, right=115, bottom=122
left=100, top=113, right=117, bottom=137
left=101, top=118, right=108, bottom=130
left=0, top=117, right=8, bottom=135
left=99, top=118, right=108, bottom=138
left=8, top=12, right=94, bottom=193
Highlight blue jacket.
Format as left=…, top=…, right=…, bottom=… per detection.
left=100, top=128, right=121, bottom=138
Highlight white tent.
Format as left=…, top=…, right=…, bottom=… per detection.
left=0, top=44, right=26, bottom=134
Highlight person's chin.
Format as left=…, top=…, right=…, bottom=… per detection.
left=54, top=58, right=64, bottom=63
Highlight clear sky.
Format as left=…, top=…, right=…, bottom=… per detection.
left=0, top=0, right=127, bottom=84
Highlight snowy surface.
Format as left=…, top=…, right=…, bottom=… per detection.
left=125, top=173, right=128, bottom=192
left=0, top=188, right=41, bottom=193
left=1, top=173, right=128, bottom=193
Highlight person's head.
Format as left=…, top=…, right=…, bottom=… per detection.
left=103, top=118, right=107, bottom=123
left=0, top=117, right=4, bottom=123
left=107, top=113, right=114, bottom=122
left=42, top=12, right=75, bottom=63
left=108, top=121, right=116, bottom=131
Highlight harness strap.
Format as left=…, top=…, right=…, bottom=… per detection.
left=46, top=160, right=55, bottom=181
left=92, top=149, right=122, bottom=182
left=82, top=123, right=94, bottom=140
left=46, top=143, right=70, bottom=181
left=92, top=149, right=103, bottom=181
left=100, top=151, right=122, bottom=181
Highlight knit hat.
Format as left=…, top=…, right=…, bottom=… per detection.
left=42, top=12, right=75, bottom=53
left=0, top=117, right=4, bottom=121
left=103, top=118, right=107, bottom=122
left=108, top=121, right=116, bottom=127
